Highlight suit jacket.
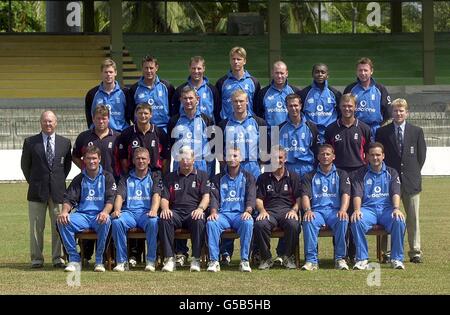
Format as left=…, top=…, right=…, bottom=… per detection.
left=21, top=133, right=72, bottom=203
left=375, top=122, right=426, bottom=194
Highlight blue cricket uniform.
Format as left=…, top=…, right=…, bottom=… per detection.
left=301, top=165, right=351, bottom=264
left=85, top=81, right=131, bottom=132
left=344, top=78, right=391, bottom=140
left=254, top=81, right=300, bottom=127
left=207, top=168, right=256, bottom=262
left=351, top=163, right=406, bottom=262
left=111, top=170, right=163, bottom=264
left=279, top=115, right=319, bottom=178
left=216, top=70, right=260, bottom=120
left=128, top=76, right=175, bottom=131
left=58, top=166, right=116, bottom=265
left=299, top=80, right=341, bottom=143
left=218, top=113, right=267, bottom=179
left=167, top=112, right=214, bottom=173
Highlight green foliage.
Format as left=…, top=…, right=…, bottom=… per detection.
left=434, top=2, right=450, bottom=32
left=0, top=1, right=45, bottom=32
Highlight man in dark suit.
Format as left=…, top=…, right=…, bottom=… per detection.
left=21, top=111, right=72, bottom=268
left=375, top=98, right=427, bottom=263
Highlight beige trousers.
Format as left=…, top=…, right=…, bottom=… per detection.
left=28, top=199, right=64, bottom=265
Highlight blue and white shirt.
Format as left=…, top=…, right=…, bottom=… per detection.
left=255, top=81, right=300, bottom=127
left=301, top=165, right=350, bottom=212
left=216, top=70, right=260, bottom=120
left=352, top=162, right=401, bottom=211
left=87, top=81, right=129, bottom=132
left=299, top=80, right=341, bottom=140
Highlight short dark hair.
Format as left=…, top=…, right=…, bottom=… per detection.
left=142, top=55, right=158, bottom=66
left=318, top=144, right=334, bottom=154
left=84, top=145, right=101, bottom=158
left=285, top=93, right=301, bottom=104
left=368, top=142, right=384, bottom=153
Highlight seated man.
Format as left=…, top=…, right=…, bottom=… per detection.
left=351, top=142, right=406, bottom=270
left=111, top=147, right=162, bottom=272
left=254, top=145, right=301, bottom=270
left=57, top=146, right=116, bottom=272
left=301, top=144, right=351, bottom=271
left=207, top=147, right=256, bottom=272
left=158, top=146, right=210, bottom=272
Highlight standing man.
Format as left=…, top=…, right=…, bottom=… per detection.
left=299, top=63, right=341, bottom=143
left=85, top=58, right=131, bottom=132
left=325, top=93, right=371, bottom=261
left=207, top=147, right=256, bottom=272
left=254, top=61, right=300, bottom=127
left=344, top=57, right=391, bottom=140
left=350, top=142, right=406, bottom=270
left=159, top=146, right=210, bottom=272
left=301, top=144, right=351, bottom=271
left=21, top=110, right=72, bottom=268
left=117, top=103, right=170, bottom=175
left=216, top=47, right=260, bottom=120
left=74, top=105, right=120, bottom=179
left=172, top=56, right=219, bottom=123
left=254, top=145, right=301, bottom=270
left=111, top=147, right=162, bottom=272
left=279, top=94, right=319, bottom=178
left=168, top=86, right=214, bottom=173
left=218, top=89, right=267, bottom=180
left=57, top=146, right=116, bottom=272
left=128, top=55, right=175, bottom=132
left=376, top=98, right=426, bottom=263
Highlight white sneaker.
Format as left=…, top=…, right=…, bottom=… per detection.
left=113, top=262, right=128, bottom=272
left=258, top=259, right=274, bottom=270
left=190, top=258, right=201, bottom=272
left=162, top=257, right=175, bottom=272
left=391, top=260, right=405, bottom=270
left=353, top=259, right=369, bottom=270
left=128, top=257, right=137, bottom=268
left=64, top=262, right=81, bottom=272
left=273, top=256, right=285, bottom=266
left=301, top=262, right=318, bottom=271
left=94, top=264, right=106, bottom=272
left=283, top=255, right=297, bottom=269
left=239, top=260, right=252, bottom=272
left=335, top=259, right=349, bottom=270
left=175, top=254, right=187, bottom=267
left=144, top=261, right=156, bottom=272
left=207, top=260, right=220, bottom=272
left=220, top=255, right=231, bottom=266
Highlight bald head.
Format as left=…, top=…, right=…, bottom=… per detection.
left=40, top=111, right=57, bottom=135
left=272, top=61, right=288, bottom=88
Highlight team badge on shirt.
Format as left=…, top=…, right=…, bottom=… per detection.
left=192, top=181, right=197, bottom=188
left=284, top=184, right=288, bottom=191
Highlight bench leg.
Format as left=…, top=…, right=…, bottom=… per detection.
left=376, top=235, right=382, bottom=262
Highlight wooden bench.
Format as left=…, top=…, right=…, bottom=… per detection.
left=75, top=229, right=114, bottom=270
left=318, top=224, right=388, bottom=262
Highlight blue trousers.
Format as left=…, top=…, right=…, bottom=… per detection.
left=58, top=212, right=111, bottom=265
left=207, top=212, right=253, bottom=262
left=111, top=211, right=158, bottom=263
left=351, top=207, right=406, bottom=261
left=302, top=210, right=348, bottom=264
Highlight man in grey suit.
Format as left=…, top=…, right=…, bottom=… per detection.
left=376, top=98, right=427, bottom=263
left=21, top=111, right=72, bottom=268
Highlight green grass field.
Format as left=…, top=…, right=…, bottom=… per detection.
left=124, top=33, right=450, bottom=87
left=0, top=177, right=449, bottom=295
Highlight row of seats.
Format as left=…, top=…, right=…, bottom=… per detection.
left=74, top=225, right=387, bottom=271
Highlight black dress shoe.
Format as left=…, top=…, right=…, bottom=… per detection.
left=53, top=262, right=66, bottom=268
left=410, top=256, right=422, bottom=263
left=31, top=263, right=43, bottom=268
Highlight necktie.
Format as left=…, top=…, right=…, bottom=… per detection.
left=46, top=136, right=54, bottom=168
left=397, top=127, right=403, bottom=154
